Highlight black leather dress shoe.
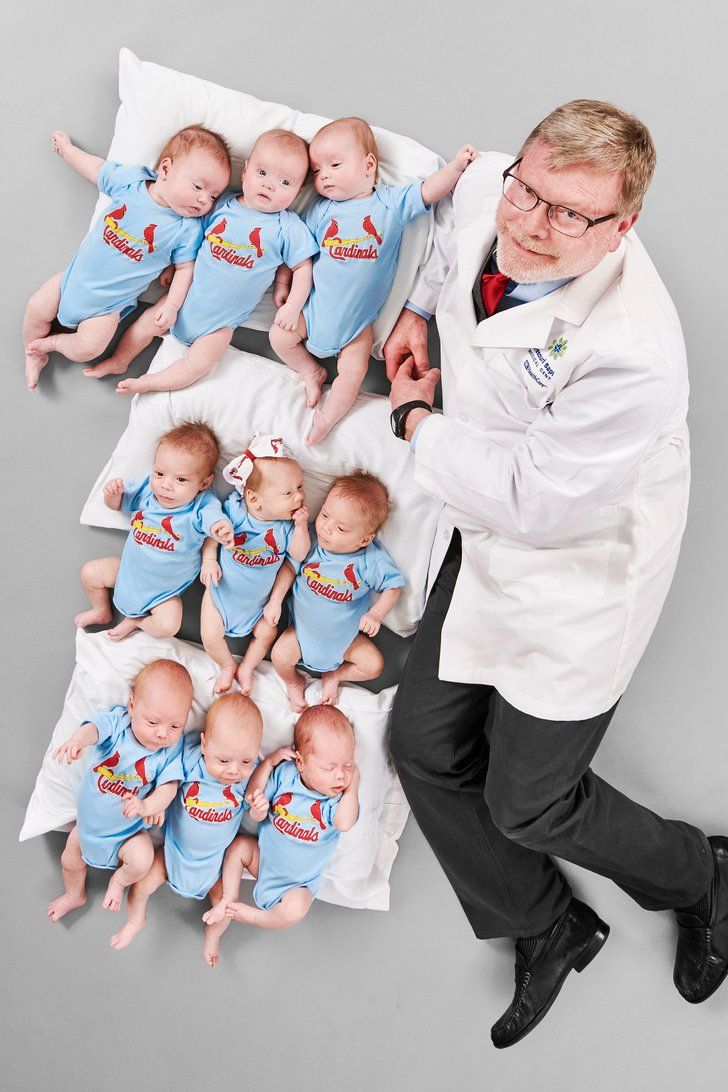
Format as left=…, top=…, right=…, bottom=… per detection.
left=490, top=898, right=609, bottom=1049
left=674, top=836, right=728, bottom=1003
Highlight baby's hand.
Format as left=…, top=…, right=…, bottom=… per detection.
left=52, top=739, right=84, bottom=764
left=200, top=557, right=222, bottom=589
left=121, top=796, right=148, bottom=820
left=272, top=276, right=291, bottom=309
left=292, top=505, right=310, bottom=527
left=51, top=130, right=72, bottom=158
left=274, top=303, right=300, bottom=333
left=262, top=599, right=281, bottom=627
left=103, top=478, right=125, bottom=501
left=359, top=610, right=382, bottom=637
left=225, top=901, right=246, bottom=922
left=451, top=145, right=479, bottom=174
left=116, top=377, right=146, bottom=396
left=158, top=265, right=175, bottom=289
left=265, top=746, right=297, bottom=768
left=153, top=301, right=178, bottom=330
left=210, top=520, right=234, bottom=549
left=202, top=900, right=228, bottom=926
left=247, top=788, right=269, bottom=822
left=145, top=810, right=166, bottom=827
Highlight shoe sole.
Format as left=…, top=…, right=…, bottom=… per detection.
left=492, top=921, right=610, bottom=1049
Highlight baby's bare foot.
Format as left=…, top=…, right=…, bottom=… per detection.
left=320, top=674, right=340, bottom=706
left=202, top=901, right=228, bottom=927
left=302, top=364, right=327, bottom=409
left=235, top=662, right=254, bottom=696
left=203, top=927, right=222, bottom=967
left=47, top=891, right=87, bottom=923
left=110, top=917, right=146, bottom=950
left=214, top=664, right=236, bottom=695
left=102, top=875, right=126, bottom=912
left=108, top=617, right=139, bottom=642
left=306, top=409, right=336, bottom=447
left=83, top=355, right=129, bottom=379
left=25, top=347, right=49, bottom=391
left=286, top=674, right=308, bottom=713
left=74, top=607, right=113, bottom=629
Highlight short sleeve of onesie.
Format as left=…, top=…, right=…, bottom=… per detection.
left=82, top=705, right=128, bottom=747
left=279, top=211, right=319, bottom=270
left=120, top=480, right=146, bottom=514
left=97, top=161, right=155, bottom=200
left=193, top=491, right=226, bottom=536
left=363, top=540, right=406, bottom=592
left=170, top=218, right=204, bottom=265
left=376, top=180, right=428, bottom=224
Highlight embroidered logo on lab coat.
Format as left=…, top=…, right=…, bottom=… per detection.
left=521, top=348, right=555, bottom=390
left=547, top=336, right=569, bottom=360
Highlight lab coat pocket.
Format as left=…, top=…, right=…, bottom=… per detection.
left=488, top=535, right=613, bottom=600
left=488, top=352, right=552, bottom=423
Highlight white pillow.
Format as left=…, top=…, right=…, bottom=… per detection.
left=20, top=629, right=409, bottom=912
left=80, top=338, right=442, bottom=637
left=88, top=47, right=442, bottom=357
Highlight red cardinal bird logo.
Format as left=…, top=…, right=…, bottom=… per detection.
left=248, top=226, right=263, bottom=259
left=134, top=757, right=148, bottom=786
left=108, top=203, right=126, bottom=223
left=209, top=217, right=227, bottom=238
left=343, top=563, right=360, bottom=590
left=264, top=528, right=279, bottom=555
left=93, top=750, right=120, bottom=774
left=362, top=214, right=382, bottom=245
left=185, top=781, right=200, bottom=805
left=310, top=799, right=326, bottom=830
left=234, top=531, right=248, bottom=547
left=223, top=785, right=238, bottom=807
left=270, top=437, right=283, bottom=453
left=160, top=516, right=180, bottom=541
left=322, top=218, right=340, bottom=245
left=143, top=224, right=157, bottom=254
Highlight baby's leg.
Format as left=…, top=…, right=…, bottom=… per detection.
left=102, top=830, right=155, bottom=912
left=84, top=301, right=169, bottom=379
left=269, top=314, right=327, bottom=408
left=117, top=327, right=233, bottom=395
left=23, top=273, right=62, bottom=390
left=28, top=311, right=120, bottom=364
left=47, top=825, right=88, bottom=923
left=75, top=556, right=121, bottom=629
left=236, top=615, right=277, bottom=695
left=271, top=627, right=308, bottom=712
left=110, top=845, right=167, bottom=950
left=202, top=834, right=259, bottom=967
left=321, top=632, right=384, bottom=706
left=227, top=886, right=313, bottom=930
left=307, top=326, right=373, bottom=446
left=108, top=596, right=182, bottom=642
left=201, top=589, right=237, bottom=694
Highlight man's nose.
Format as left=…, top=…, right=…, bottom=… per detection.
left=519, top=201, right=551, bottom=238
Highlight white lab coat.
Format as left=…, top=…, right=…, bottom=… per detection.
left=409, top=152, right=690, bottom=720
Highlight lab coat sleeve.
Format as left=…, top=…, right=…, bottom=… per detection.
left=413, top=350, right=677, bottom=539
left=407, top=189, right=456, bottom=316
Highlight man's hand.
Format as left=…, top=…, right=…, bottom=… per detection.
left=390, top=356, right=440, bottom=440
left=383, top=308, right=430, bottom=382
left=200, top=557, right=222, bottom=588
left=53, top=739, right=84, bottom=764
left=153, top=301, right=178, bottom=330
left=210, top=520, right=235, bottom=549
left=247, top=788, right=269, bottom=822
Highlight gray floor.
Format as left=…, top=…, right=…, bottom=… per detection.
left=4, top=2, right=728, bottom=1089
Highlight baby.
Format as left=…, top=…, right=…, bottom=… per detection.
left=202, top=704, right=358, bottom=948
left=47, top=658, right=192, bottom=923
left=270, top=471, right=404, bottom=710
left=270, top=116, right=478, bottom=444
left=24, top=125, right=231, bottom=390
left=89, top=129, right=317, bottom=395
left=75, top=420, right=233, bottom=641
left=108, top=692, right=267, bottom=962
left=201, top=434, right=311, bottom=695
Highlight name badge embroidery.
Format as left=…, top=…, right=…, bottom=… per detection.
left=520, top=338, right=568, bottom=391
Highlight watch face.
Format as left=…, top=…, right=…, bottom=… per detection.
left=390, top=407, right=404, bottom=438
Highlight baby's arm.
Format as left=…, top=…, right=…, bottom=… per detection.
left=152, top=262, right=195, bottom=330
left=359, top=587, right=402, bottom=637
left=200, top=536, right=222, bottom=588
left=52, top=721, right=100, bottom=764
left=334, top=765, right=360, bottom=832
left=209, top=520, right=235, bottom=549
left=274, top=258, right=313, bottom=332
left=263, top=560, right=297, bottom=626
left=288, top=507, right=311, bottom=563
left=421, top=146, right=480, bottom=207
left=52, top=131, right=105, bottom=186
left=121, top=781, right=179, bottom=826
left=244, top=746, right=296, bottom=803
left=103, top=478, right=125, bottom=512
left=273, top=265, right=293, bottom=308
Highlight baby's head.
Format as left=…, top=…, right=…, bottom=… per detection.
left=151, top=421, right=220, bottom=509
left=128, top=659, right=193, bottom=751
left=309, top=117, right=378, bottom=201
left=241, top=129, right=310, bottom=213
left=316, top=470, right=390, bottom=554
left=201, top=693, right=263, bottom=784
left=293, top=705, right=356, bottom=797
left=224, top=434, right=305, bottom=521
left=154, top=125, right=232, bottom=218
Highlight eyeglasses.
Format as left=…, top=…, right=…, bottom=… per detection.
left=501, top=160, right=617, bottom=239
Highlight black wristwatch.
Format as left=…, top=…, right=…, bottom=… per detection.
left=390, top=400, right=432, bottom=440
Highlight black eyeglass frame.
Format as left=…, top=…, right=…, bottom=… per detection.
left=501, top=159, right=618, bottom=237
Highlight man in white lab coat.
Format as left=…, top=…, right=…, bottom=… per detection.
left=385, top=100, right=727, bottom=1048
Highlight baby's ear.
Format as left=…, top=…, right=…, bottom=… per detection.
left=201, top=473, right=214, bottom=491
left=157, top=156, right=172, bottom=178
left=200, top=731, right=206, bottom=751
left=360, top=531, right=376, bottom=548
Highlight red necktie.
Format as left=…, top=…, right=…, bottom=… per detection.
left=480, top=271, right=510, bottom=316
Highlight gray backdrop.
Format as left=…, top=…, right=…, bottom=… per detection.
left=3, top=1, right=727, bottom=1089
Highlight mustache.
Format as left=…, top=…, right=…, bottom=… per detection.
left=504, top=223, right=557, bottom=258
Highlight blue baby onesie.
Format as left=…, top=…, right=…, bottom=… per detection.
left=289, top=534, right=405, bottom=672
left=254, top=760, right=342, bottom=909
left=163, top=733, right=252, bottom=900
left=210, top=494, right=299, bottom=637
left=58, top=161, right=203, bottom=329
left=302, top=181, right=428, bottom=357
left=76, top=705, right=183, bottom=870
left=172, top=194, right=318, bottom=345
left=113, top=477, right=226, bottom=618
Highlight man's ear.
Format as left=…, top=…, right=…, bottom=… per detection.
left=609, top=211, right=639, bottom=252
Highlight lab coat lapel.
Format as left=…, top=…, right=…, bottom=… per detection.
left=456, top=196, right=499, bottom=293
